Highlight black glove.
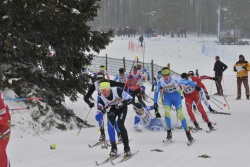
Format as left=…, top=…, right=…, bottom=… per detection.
left=115, top=101, right=124, bottom=109
left=88, top=102, right=94, bottom=108
left=147, top=76, right=150, bottom=81
left=212, top=77, right=218, bottom=81
left=101, top=108, right=107, bottom=114
left=181, top=96, right=184, bottom=99
left=242, top=66, right=247, bottom=70
left=154, top=103, right=158, bottom=111
left=204, top=92, right=210, bottom=100
left=233, top=66, right=237, bottom=72
left=195, top=86, right=201, bottom=91
left=155, top=111, right=161, bottom=118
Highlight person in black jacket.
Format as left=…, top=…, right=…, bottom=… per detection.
left=213, top=56, right=228, bottom=95
left=83, top=72, right=126, bottom=142
left=139, top=35, right=144, bottom=47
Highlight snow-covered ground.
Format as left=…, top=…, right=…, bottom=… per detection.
left=6, top=36, right=250, bottom=167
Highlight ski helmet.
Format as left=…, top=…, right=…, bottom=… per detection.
left=128, top=75, right=134, bottom=80
left=181, top=72, right=188, bottom=79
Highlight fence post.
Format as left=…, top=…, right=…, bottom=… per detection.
left=195, top=69, right=199, bottom=76
left=167, top=63, right=170, bottom=69
left=105, top=54, right=108, bottom=71
left=123, top=57, right=126, bottom=72
left=151, top=59, right=154, bottom=81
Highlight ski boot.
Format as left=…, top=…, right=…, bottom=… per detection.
left=186, top=130, right=194, bottom=142
left=236, top=96, right=241, bottom=100
left=124, top=146, right=131, bottom=157
left=99, top=134, right=106, bottom=142
left=207, top=122, right=214, bottom=130
left=110, top=144, right=117, bottom=157
left=193, top=121, right=202, bottom=130
left=166, top=130, right=172, bottom=140
left=208, top=107, right=216, bottom=113
left=247, top=95, right=249, bottom=100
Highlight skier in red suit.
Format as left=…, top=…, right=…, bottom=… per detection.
left=180, top=73, right=214, bottom=131
left=0, top=91, right=11, bottom=167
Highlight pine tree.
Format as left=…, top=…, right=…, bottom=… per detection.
left=221, top=0, right=250, bottom=32
left=0, top=0, right=113, bottom=130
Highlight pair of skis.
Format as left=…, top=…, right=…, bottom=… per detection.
left=95, top=151, right=139, bottom=166
left=163, top=138, right=196, bottom=146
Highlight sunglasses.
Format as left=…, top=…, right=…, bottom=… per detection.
left=136, top=108, right=144, bottom=115
left=188, top=74, right=193, bottom=76
left=162, top=74, right=170, bottom=77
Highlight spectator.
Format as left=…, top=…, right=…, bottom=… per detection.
left=139, top=35, right=144, bottom=47
left=233, top=54, right=250, bottom=100
left=213, top=56, right=228, bottom=95
left=183, top=28, right=187, bottom=38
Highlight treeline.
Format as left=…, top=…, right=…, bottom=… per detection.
left=90, top=0, right=250, bottom=36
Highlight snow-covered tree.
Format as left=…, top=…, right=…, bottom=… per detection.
left=0, top=0, right=113, bottom=130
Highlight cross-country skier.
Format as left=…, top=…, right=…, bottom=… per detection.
left=95, top=79, right=133, bottom=157
left=93, top=65, right=111, bottom=80
left=127, top=75, right=146, bottom=108
left=154, top=67, right=195, bottom=142
left=187, top=71, right=218, bottom=113
left=113, top=68, right=128, bottom=83
left=84, top=72, right=125, bottom=142
left=133, top=103, right=181, bottom=132
left=130, top=66, right=147, bottom=100
left=137, top=63, right=150, bottom=81
left=0, top=92, right=11, bottom=167
left=180, top=72, right=214, bottom=130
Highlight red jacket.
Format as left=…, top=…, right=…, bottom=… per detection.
left=190, top=75, right=212, bottom=93
left=0, top=105, right=11, bottom=138
left=127, top=78, right=141, bottom=91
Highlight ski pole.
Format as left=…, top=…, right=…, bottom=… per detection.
left=210, top=99, right=222, bottom=110
left=4, top=97, right=42, bottom=101
left=215, top=81, right=230, bottom=109
left=9, top=106, right=30, bottom=111
left=83, top=108, right=92, bottom=123
left=123, top=56, right=139, bottom=91
left=76, top=108, right=92, bottom=136
left=209, top=96, right=226, bottom=107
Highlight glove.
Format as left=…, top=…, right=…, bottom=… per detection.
left=195, top=86, right=201, bottom=91
left=181, top=96, right=184, bottom=99
left=115, top=101, right=124, bottom=109
left=204, top=92, right=210, bottom=100
left=242, top=66, right=247, bottom=70
left=147, top=76, right=150, bottom=81
left=88, top=102, right=94, bottom=108
left=233, top=66, right=237, bottom=72
left=212, top=77, right=218, bottom=81
left=155, top=111, right=161, bottom=118
left=154, top=103, right=158, bottom=111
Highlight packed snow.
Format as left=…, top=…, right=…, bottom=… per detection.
left=6, top=36, right=250, bottom=167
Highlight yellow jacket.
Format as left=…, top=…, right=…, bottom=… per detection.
left=233, top=61, right=250, bottom=77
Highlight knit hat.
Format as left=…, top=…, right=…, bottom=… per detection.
left=239, top=54, right=245, bottom=60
